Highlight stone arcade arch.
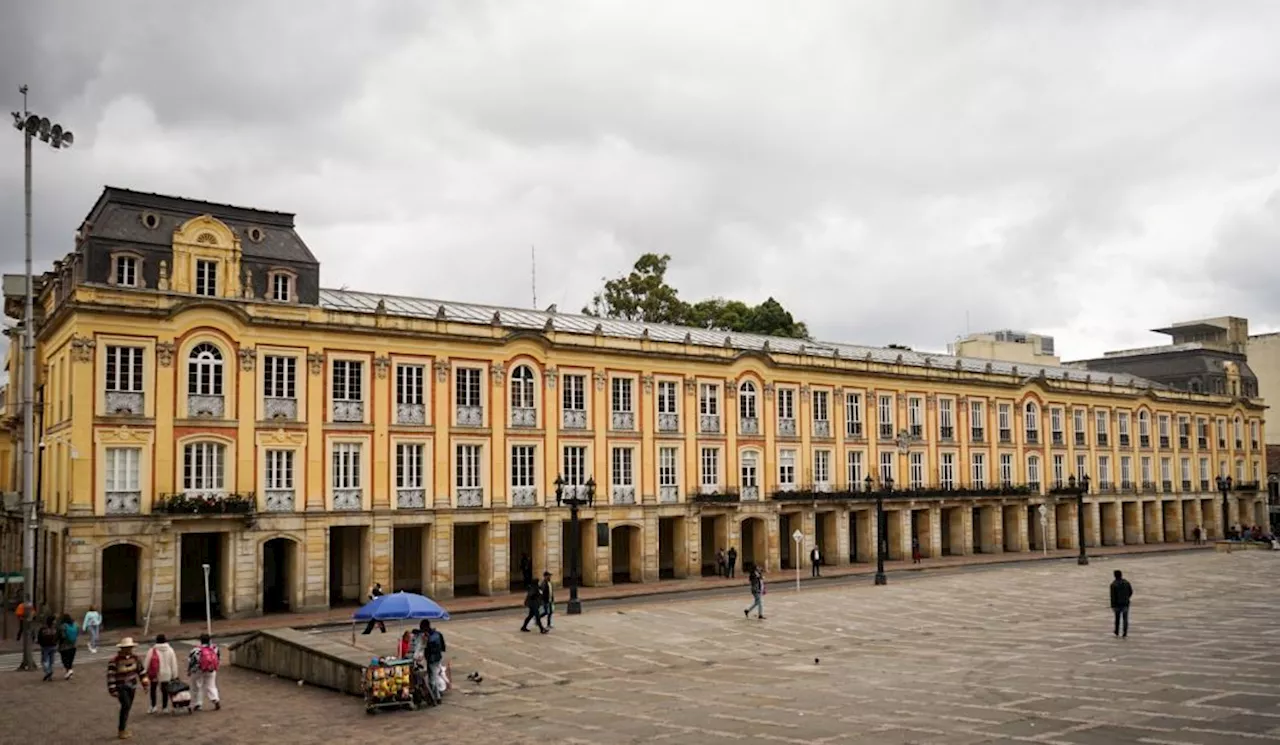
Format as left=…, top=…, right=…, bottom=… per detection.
left=101, top=543, right=142, bottom=626
left=262, top=536, right=300, bottom=614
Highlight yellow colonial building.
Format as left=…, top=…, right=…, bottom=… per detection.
left=2, top=187, right=1268, bottom=626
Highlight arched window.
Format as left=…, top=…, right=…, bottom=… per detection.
left=183, top=441, right=226, bottom=495
left=510, top=365, right=536, bottom=409
left=1024, top=402, right=1039, bottom=442
left=739, top=381, right=757, bottom=419
left=188, top=343, right=223, bottom=396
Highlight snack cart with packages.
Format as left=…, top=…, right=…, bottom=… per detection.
left=351, top=592, right=451, bottom=714
left=363, top=657, right=416, bottom=714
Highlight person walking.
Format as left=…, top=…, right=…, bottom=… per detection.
left=1193, top=525, right=1202, bottom=545
left=188, top=633, right=221, bottom=711
left=1110, top=569, right=1134, bottom=638
left=742, top=566, right=766, bottom=620
left=37, top=615, right=58, bottom=681
left=539, top=571, right=555, bottom=630
left=810, top=545, right=822, bottom=577
left=519, top=582, right=547, bottom=633
left=362, top=583, right=387, bottom=634
left=142, top=634, right=180, bottom=713
left=727, top=546, right=738, bottom=579
left=911, top=537, right=922, bottom=564
left=107, top=637, right=148, bottom=740
left=82, top=605, right=102, bottom=654
left=57, top=614, right=79, bottom=680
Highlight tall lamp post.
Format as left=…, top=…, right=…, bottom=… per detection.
left=11, top=86, right=73, bottom=672
left=555, top=474, right=595, bottom=615
left=1069, top=474, right=1091, bottom=565
left=1216, top=475, right=1233, bottom=539
left=866, top=474, right=889, bottom=585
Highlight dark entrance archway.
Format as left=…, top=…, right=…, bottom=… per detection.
left=263, top=537, right=297, bottom=614
left=101, top=544, right=141, bottom=627
left=180, top=532, right=225, bottom=622
left=610, top=525, right=642, bottom=584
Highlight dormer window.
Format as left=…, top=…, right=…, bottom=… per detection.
left=271, top=272, right=292, bottom=302
left=195, top=260, right=218, bottom=296
left=112, top=253, right=139, bottom=287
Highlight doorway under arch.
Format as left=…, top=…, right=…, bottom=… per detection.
left=610, top=525, right=642, bottom=584
left=101, top=544, right=141, bottom=627
left=739, top=517, right=768, bottom=574
left=263, top=537, right=298, bottom=614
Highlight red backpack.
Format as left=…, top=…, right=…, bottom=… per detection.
left=197, top=645, right=220, bottom=672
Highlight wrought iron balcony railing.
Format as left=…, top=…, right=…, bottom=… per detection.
left=155, top=492, right=255, bottom=515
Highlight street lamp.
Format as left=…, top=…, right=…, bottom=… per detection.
left=555, top=474, right=596, bottom=615
left=11, top=86, right=73, bottom=673
left=1216, top=475, right=1233, bottom=539
left=1069, top=473, right=1091, bottom=565
left=866, top=474, right=889, bottom=586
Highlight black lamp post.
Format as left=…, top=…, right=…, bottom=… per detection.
left=555, top=474, right=595, bottom=615
left=1216, top=475, right=1233, bottom=539
left=1069, top=474, right=1090, bottom=565
left=867, top=474, right=888, bottom=585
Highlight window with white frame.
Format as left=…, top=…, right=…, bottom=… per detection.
left=610, top=447, right=634, bottom=490
left=908, top=451, right=924, bottom=489
left=699, top=383, right=719, bottom=415
left=1199, top=457, right=1209, bottom=486
left=940, top=452, right=955, bottom=489
left=1098, top=455, right=1110, bottom=486
left=611, top=377, right=634, bottom=413
left=779, top=449, right=797, bottom=489
left=1179, top=415, right=1190, bottom=446
left=265, top=355, right=297, bottom=399
left=845, top=391, right=863, bottom=437
left=1234, top=416, right=1243, bottom=447
left=105, top=447, right=141, bottom=495
left=1024, top=402, right=1039, bottom=442
left=397, top=443, right=425, bottom=489
left=879, top=451, right=894, bottom=483
left=814, top=449, right=831, bottom=488
left=1253, top=460, right=1261, bottom=482
left=1050, top=407, right=1063, bottom=443
left=1120, top=456, right=1132, bottom=487
left=563, top=374, right=586, bottom=412
left=1095, top=409, right=1109, bottom=444
left=813, top=390, right=830, bottom=427
left=1073, top=408, right=1086, bottom=443
left=455, top=444, right=482, bottom=490
left=1140, top=456, right=1152, bottom=485
left=907, top=396, right=923, bottom=437
left=1052, top=454, right=1064, bottom=486
left=1180, top=457, right=1191, bottom=488
left=1217, top=417, right=1226, bottom=447
left=658, top=380, right=679, bottom=416
left=999, top=453, right=1013, bottom=486
left=1076, top=454, right=1087, bottom=480
left=510, top=365, right=536, bottom=409
left=113, top=254, right=139, bottom=287
left=1236, top=459, right=1245, bottom=481
left=456, top=367, right=482, bottom=407
left=740, top=451, right=758, bottom=495
left=970, top=453, right=986, bottom=489
left=332, top=442, right=362, bottom=490
left=778, top=387, right=795, bottom=420
left=105, top=346, right=144, bottom=393
left=998, top=402, right=1012, bottom=442
left=333, top=359, right=363, bottom=402
left=266, top=449, right=294, bottom=490
left=396, top=364, right=424, bottom=405
left=1138, top=411, right=1150, bottom=444
left=971, top=400, right=986, bottom=441
left=1159, top=414, right=1171, bottom=447
left=700, top=447, right=720, bottom=491
left=271, top=272, right=292, bottom=302
left=738, top=381, right=757, bottom=419
left=195, top=259, right=218, bottom=296
left=938, top=398, right=954, bottom=439
left=658, top=447, right=679, bottom=490
left=510, top=445, right=536, bottom=489
left=187, top=343, right=224, bottom=396
left=1197, top=417, right=1209, bottom=446
left=1251, top=420, right=1260, bottom=448
left=562, top=446, right=587, bottom=489
left=878, top=395, right=894, bottom=439
left=1160, top=457, right=1171, bottom=488
left=183, top=442, right=226, bottom=494
left=1118, top=411, right=1130, bottom=445
left=1027, top=455, right=1041, bottom=488
left=846, top=451, right=864, bottom=487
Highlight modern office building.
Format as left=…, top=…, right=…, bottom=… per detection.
left=948, top=330, right=1060, bottom=366
left=2, top=188, right=1267, bottom=626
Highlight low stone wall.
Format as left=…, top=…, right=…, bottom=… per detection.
left=1214, top=541, right=1274, bottom=553
left=228, top=628, right=369, bottom=696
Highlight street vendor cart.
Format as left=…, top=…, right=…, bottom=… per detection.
left=363, top=657, right=415, bottom=714
left=352, top=592, right=451, bottom=714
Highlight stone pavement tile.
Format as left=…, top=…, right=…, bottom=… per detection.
left=1052, top=724, right=1167, bottom=744
left=968, top=715, right=1083, bottom=739
left=1206, top=692, right=1280, bottom=711
left=1200, top=713, right=1280, bottom=734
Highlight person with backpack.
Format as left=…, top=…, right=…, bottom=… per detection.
left=82, top=605, right=102, bottom=654
left=187, top=633, right=221, bottom=711
left=57, top=614, right=79, bottom=680
left=539, top=571, right=555, bottom=630
left=142, top=634, right=180, bottom=714
left=37, top=615, right=59, bottom=681
left=519, top=582, right=547, bottom=633
left=742, top=566, right=766, bottom=620
left=423, top=620, right=447, bottom=704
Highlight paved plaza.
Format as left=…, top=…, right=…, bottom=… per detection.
left=4, top=550, right=1280, bottom=744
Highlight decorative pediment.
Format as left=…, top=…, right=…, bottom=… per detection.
left=173, top=214, right=238, bottom=250
left=258, top=428, right=308, bottom=447
left=96, top=426, right=152, bottom=444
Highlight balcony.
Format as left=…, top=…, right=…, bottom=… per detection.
left=510, top=486, right=537, bottom=507
left=1218, top=440, right=1226, bottom=449
left=939, top=426, right=954, bottom=441
left=1161, top=480, right=1172, bottom=492
left=999, top=429, right=1012, bottom=444
left=814, top=420, right=832, bottom=438
left=846, top=423, right=863, bottom=439
left=1200, top=480, right=1210, bottom=491
left=1141, top=481, right=1156, bottom=493
left=1198, top=437, right=1208, bottom=449
left=104, top=390, right=145, bottom=416
left=1181, top=480, right=1192, bottom=492
left=510, top=407, right=537, bottom=428
left=657, top=412, right=679, bottom=433
left=910, top=424, right=924, bottom=439
left=1235, top=481, right=1261, bottom=493
left=456, top=405, right=483, bottom=426
left=739, top=416, right=760, bottom=435
left=658, top=485, right=679, bottom=503
left=562, top=409, right=587, bottom=429
left=105, top=491, right=141, bottom=515
left=265, top=397, right=298, bottom=421
left=396, top=402, right=425, bottom=425
left=332, top=489, right=362, bottom=511
left=1236, top=440, right=1244, bottom=450
left=972, top=430, right=986, bottom=444
left=691, top=489, right=740, bottom=504
left=396, top=488, right=426, bottom=509
left=1051, top=432, right=1064, bottom=446
left=264, top=490, right=295, bottom=512
left=1159, top=436, right=1170, bottom=449
left=456, top=487, right=484, bottom=507
left=611, top=486, right=636, bottom=505
left=332, top=400, right=363, bottom=423
left=611, top=411, right=636, bottom=430
left=1252, top=440, right=1260, bottom=450
left=699, top=414, right=721, bottom=434
left=1179, top=437, right=1189, bottom=449
left=1140, top=435, right=1150, bottom=448
left=1025, top=431, right=1039, bottom=445
left=1119, top=434, right=1130, bottom=447
left=1028, top=481, right=1041, bottom=492
left=155, top=492, right=255, bottom=515
left=779, top=418, right=798, bottom=437
left=1097, top=434, right=1109, bottom=447
left=879, top=425, right=894, bottom=440
left=1074, top=433, right=1086, bottom=446
left=740, top=485, right=759, bottom=501
left=189, top=394, right=225, bottom=418
left=1098, top=481, right=1114, bottom=492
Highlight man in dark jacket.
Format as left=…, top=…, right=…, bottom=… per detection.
left=1110, top=569, right=1134, bottom=637
left=726, top=546, right=738, bottom=579
left=519, top=582, right=547, bottom=633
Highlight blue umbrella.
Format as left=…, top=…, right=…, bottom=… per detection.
left=353, top=591, right=450, bottom=622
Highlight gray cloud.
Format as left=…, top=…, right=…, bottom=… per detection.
left=3, top=0, right=1280, bottom=370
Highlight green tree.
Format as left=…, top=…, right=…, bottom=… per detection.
left=585, top=253, right=810, bottom=339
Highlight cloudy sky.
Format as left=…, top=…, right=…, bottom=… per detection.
left=3, top=0, right=1280, bottom=365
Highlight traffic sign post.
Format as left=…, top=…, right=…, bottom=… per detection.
left=792, top=529, right=803, bottom=592
left=1037, top=505, right=1048, bottom=556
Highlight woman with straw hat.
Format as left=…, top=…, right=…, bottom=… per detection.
left=106, top=637, right=150, bottom=740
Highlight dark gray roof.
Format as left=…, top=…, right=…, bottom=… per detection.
left=81, top=187, right=317, bottom=265
left=1076, top=349, right=1255, bottom=381
left=319, top=288, right=1164, bottom=389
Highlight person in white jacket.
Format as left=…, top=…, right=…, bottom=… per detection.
left=81, top=606, right=102, bottom=654
left=142, top=635, right=181, bottom=714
